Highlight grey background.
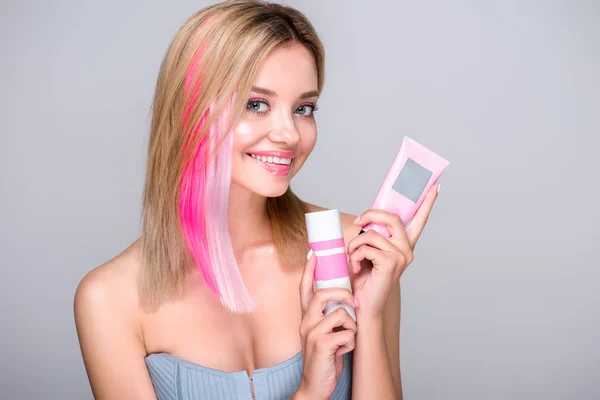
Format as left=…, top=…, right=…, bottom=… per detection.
left=1, top=0, right=599, bottom=399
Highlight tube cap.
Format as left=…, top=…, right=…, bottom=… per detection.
left=305, top=209, right=344, bottom=243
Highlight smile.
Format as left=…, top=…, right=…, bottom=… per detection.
left=246, top=151, right=295, bottom=176
left=248, top=154, right=292, bottom=165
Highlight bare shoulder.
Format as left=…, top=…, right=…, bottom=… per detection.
left=74, top=240, right=156, bottom=399
left=304, top=202, right=361, bottom=245
left=74, top=239, right=142, bottom=318
left=73, top=239, right=144, bottom=351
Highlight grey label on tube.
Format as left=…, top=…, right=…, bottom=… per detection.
left=392, top=158, right=433, bottom=203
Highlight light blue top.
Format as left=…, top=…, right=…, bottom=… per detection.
left=145, top=350, right=353, bottom=400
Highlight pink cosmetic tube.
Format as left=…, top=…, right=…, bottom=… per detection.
left=361, top=137, right=449, bottom=238
left=305, top=209, right=356, bottom=321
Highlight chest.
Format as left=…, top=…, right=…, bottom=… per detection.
left=142, top=264, right=304, bottom=374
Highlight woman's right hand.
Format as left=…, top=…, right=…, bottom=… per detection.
left=295, top=250, right=358, bottom=400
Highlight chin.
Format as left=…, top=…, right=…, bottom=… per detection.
left=231, top=173, right=292, bottom=198
left=231, top=164, right=298, bottom=198
left=248, top=182, right=290, bottom=198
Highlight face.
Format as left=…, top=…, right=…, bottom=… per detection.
left=230, top=42, right=319, bottom=198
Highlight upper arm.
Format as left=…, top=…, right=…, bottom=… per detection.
left=74, top=267, right=157, bottom=400
left=383, top=280, right=402, bottom=399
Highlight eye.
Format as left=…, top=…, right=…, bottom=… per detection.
left=295, top=104, right=318, bottom=117
left=247, top=100, right=269, bottom=113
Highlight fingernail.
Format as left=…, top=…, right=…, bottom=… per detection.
left=353, top=216, right=360, bottom=225
left=437, top=184, right=441, bottom=194
left=353, top=296, right=359, bottom=308
left=306, top=249, right=313, bottom=260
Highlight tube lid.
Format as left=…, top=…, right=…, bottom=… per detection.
left=305, top=209, right=344, bottom=243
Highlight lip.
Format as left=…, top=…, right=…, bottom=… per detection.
left=246, top=150, right=295, bottom=159
left=247, top=153, right=293, bottom=176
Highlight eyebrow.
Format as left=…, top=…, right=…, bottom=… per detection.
left=251, top=86, right=319, bottom=100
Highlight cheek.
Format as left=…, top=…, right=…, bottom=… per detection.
left=232, top=120, right=259, bottom=151
left=299, top=124, right=317, bottom=156
left=231, top=123, right=251, bottom=182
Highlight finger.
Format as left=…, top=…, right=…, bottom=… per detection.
left=334, top=330, right=356, bottom=356
left=349, top=244, right=394, bottom=275
left=335, top=344, right=354, bottom=356
left=315, top=307, right=358, bottom=335
left=305, top=287, right=357, bottom=320
left=347, top=229, right=397, bottom=256
left=316, top=329, right=356, bottom=356
left=299, top=249, right=316, bottom=312
left=354, top=209, right=406, bottom=239
left=406, top=183, right=440, bottom=248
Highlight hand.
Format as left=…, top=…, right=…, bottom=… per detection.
left=296, top=250, right=358, bottom=400
left=349, top=183, right=440, bottom=319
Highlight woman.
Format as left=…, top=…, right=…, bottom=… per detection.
left=74, top=1, right=439, bottom=399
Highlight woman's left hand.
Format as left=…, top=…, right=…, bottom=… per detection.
left=348, top=184, right=440, bottom=319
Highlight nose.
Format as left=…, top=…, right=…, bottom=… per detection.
left=268, top=108, right=300, bottom=147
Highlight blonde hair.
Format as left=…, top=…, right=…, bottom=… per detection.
left=140, top=0, right=325, bottom=313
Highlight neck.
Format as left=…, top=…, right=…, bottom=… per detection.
left=227, top=183, right=272, bottom=251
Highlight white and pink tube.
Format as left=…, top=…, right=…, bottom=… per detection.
left=305, top=209, right=356, bottom=321
left=362, top=136, right=449, bottom=237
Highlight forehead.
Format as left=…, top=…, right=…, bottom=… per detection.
left=252, top=42, right=318, bottom=95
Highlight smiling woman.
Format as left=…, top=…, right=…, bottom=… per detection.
left=232, top=44, right=319, bottom=197
left=73, top=1, right=416, bottom=399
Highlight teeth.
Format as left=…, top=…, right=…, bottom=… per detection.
left=249, top=154, right=292, bottom=165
